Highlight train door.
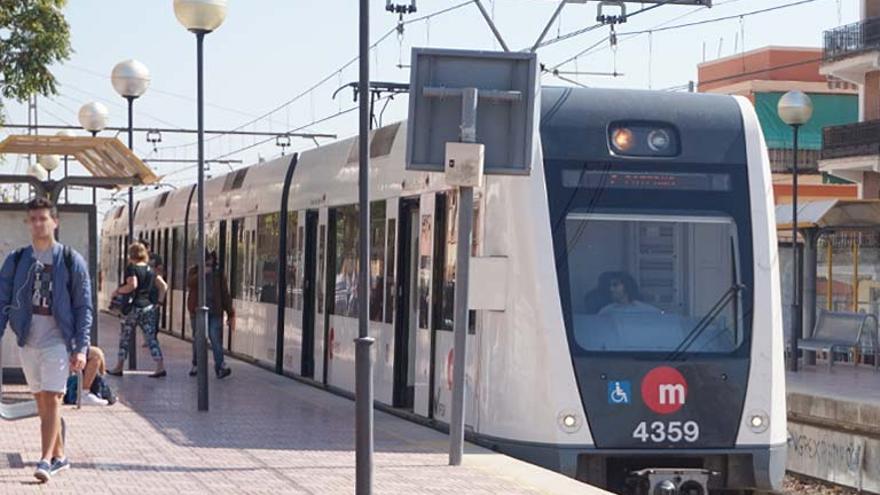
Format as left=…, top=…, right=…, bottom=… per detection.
left=301, top=210, right=318, bottom=378
left=322, top=209, right=337, bottom=385
left=218, top=221, right=227, bottom=279
left=161, top=228, right=170, bottom=330
left=393, top=198, right=420, bottom=409
left=228, top=218, right=243, bottom=351
left=117, top=236, right=124, bottom=285
left=155, top=229, right=164, bottom=329
left=171, top=227, right=181, bottom=336
left=312, top=211, right=328, bottom=385
left=233, top=217, right=257, bottom=359
left=216, top=220, right=228, bottom=348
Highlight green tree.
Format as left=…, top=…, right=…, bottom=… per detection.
left=0, top=0, right=71, bottom=122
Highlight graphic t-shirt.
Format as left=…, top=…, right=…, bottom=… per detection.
left=27, top=246, right=65, bottom=348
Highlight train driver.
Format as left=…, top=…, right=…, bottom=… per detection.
left=597, top=272, right=661, bottom=315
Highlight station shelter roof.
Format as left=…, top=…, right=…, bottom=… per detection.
left=0, top=135, right=158, bottom=186
left=775, top=199, right=880, bottom=231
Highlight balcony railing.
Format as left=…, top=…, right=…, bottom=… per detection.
left=822, top=120, right=880, bottom=160
left=824, top=17, right=880, bottom=61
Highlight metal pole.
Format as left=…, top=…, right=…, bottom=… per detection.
left=195, top=31, right=210, bottom=412
left=91, top=130, right=98, bottom=205
left=450, top=87, right=478, bottom=466
left=531, top=0, right=568, bottom=52
left=63, top=155, right=69, bottom=203
left=126, top=95, right=137, bottom=371
left=127, top=96, right=135, bottom=244
left=355, top=0, right=374, bottom=492
left=790, top=125, right=801, bottom=372
left=473, top=0, right=510, bottom=52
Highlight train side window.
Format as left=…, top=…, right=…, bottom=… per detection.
left=285, top=212, right=300, bottom=308
left=332, top=205, right=359, bottom=317
left=385, top=218, right=396, bottom=324
left=295, top=222, right=305, bottom=309
left=172, top=227, right=184, bottom=290
left=417, top=213, right=433, bottom=329
left=250, top=229, right=257, bottom=301
left=207, top=221, right=220, bottom=255
left=370, top=201, right=386, bottom=322
left=232, top=222, right=245, bottom=299
left=437, top=194, right=479, bottom=333
left=317, top=224, right=326, bottom=314
left=242, top=227, right=251, bottom=301
left=256, top=213, right=280, bottom=304
left=187, top=224, right=198, bottom=273
left=118, top=236, right=125, bottom=285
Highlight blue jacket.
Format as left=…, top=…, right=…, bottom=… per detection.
left=0, top=244, right=92, bottom=355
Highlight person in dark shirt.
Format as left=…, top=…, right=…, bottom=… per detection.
left=140, top=240, right=165, bottom=278
left=108, top=243, right=168, bottom=378
left=187, top=251, right=235, bottom=378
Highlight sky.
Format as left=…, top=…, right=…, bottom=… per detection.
left=0, top=0, right=862, bottom=213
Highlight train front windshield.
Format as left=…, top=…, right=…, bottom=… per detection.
left=548, top=163, right=754, bottom=358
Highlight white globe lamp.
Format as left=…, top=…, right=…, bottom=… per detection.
left=174, top=0, right=228, bottom=32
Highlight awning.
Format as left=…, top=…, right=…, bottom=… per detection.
left=775, top=199, right=880, bottom=230
left=755, top=92, right=858, bottom=151
left=0, top=135, right=158, bottom=186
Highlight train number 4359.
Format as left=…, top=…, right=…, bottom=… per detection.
left=632, top=421, right=699, bottom=443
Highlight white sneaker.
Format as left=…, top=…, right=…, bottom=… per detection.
left=80, top=393, right=108, bottom=406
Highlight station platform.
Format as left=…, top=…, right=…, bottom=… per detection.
left=0, top=313, right=607, bottom=494
left=786, top=365, right=880, bottom=493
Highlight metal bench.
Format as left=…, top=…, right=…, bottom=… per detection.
left=0, top=347, right=38, bottom=420
left=798, top=310, right=880, bottom=370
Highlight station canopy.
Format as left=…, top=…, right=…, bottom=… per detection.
left=775, top=199, right=880, bottom=231
left=0, top=135, right=158, bottom=187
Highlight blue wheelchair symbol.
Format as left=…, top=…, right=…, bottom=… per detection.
left=608, top=381, right=631, bottom=405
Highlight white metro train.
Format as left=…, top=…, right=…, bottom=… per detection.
left=100, top=87, right=785, bottom=495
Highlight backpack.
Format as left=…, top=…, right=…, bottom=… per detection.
left=110, top=265, right=154, bottom=316
left=62, top=374, right=117, bottom=406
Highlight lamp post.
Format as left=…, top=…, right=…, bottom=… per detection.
left=37, top=154, right=60, bottom=181
left=112, top=59, right=150, bottom=371
left=78, top=101, right=110, bottom=205
left=27, top=162, right=48, bottom=183
left=355, top=0, right=375, bottom=493
left=778, top=90, right=814, bottom=373
left=174, top=0, right=227, bottom=412
left=112, top=59, right=150, bottom=246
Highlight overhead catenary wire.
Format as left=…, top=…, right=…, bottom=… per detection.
left=547, top=0, right=825, bottom=73
left=532, top=0, right=687, bottom=52
left=62, top=64, right=268, bottom=121
left=626, top=0, right=822, bottom=35
left=157, top=0, right=475, bottom=155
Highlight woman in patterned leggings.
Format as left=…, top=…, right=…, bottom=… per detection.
left=108, top=243, right=168, bottom=378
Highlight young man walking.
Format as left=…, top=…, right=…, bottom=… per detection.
left=187, top=250, right=234, bottom=379
left=0, top=198, right=92, bottom=483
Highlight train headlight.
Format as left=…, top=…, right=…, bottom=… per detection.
left=608, top=122, right=679, bottom=157
left=647, top=129, right=671, bottom=152
left=653, top=480, right=677, bottom=495
left=557, top=410, right=582, bottom=433
left=611, top=127, right=635, bottom=152
left=747, top=410, right=769, bottom=433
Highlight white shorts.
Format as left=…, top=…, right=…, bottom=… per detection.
left=18, top=344, right=69, bottom=394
